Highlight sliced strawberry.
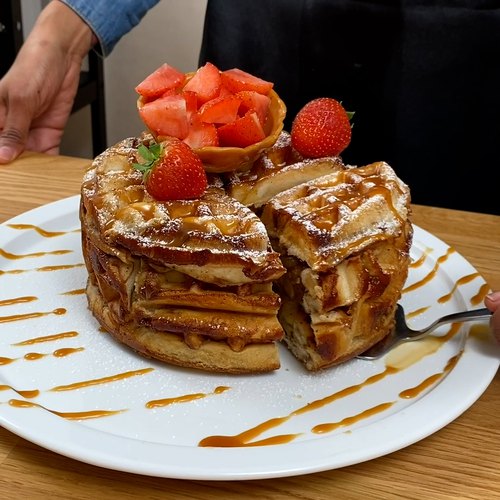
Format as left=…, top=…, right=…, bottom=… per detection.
left=182, top=90, right=199, bottom=122
left=236, top=90, right=271, bottom=127
left=138, top=94, right=189, bottom=139
left=220, top=68, right=273, bottom=95
left=159, top=87, right=180, bottom=99
left=183, top=62, right=222, bottom=105
left=135, top=63, right=185, bottom=99
left=133, top=138, right=207, bottom=201
left=217, top=111, right=266, bottom=148
left=199, top=94, right=241, bottom=124
left=184, top=119, right=219, bottom=149
left=217, top=85, right=233, bottom=98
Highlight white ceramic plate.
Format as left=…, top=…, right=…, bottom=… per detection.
left=0, top=196, right=498, bottom=480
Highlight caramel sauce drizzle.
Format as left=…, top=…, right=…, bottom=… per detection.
left=0, top=347, right=85, bottom=366
left=403, top=248, right=455, bottom=293
left=0, top=296, right=37, bottom=307
left=26, top=347, right=84, bottom=360
left=0, top=386, right=39, bottom=398
left=406, top=306, right=430, bottom=320
left=60, top=288, right=85, bottom=296
left=146, top=385, right=230, bottom=409
left=7, top=399, right=125, bottom=420
left=438, top=272, right=481, bottom=303
left=6, top=224, right=79, bottom=238
left=0, top=346, right=84, bottom=365
left=199, top=367, right=400, bottom=447
left=312, top=402, right=395, bottom=434
left=199, top=328, right=468, bottom=448
left=399, top=355, right=460, bottom=399
left=50, top=367, right=154, bottom=392
left=37, top=264, right=84, bottom=272
left=0, top=308, right=66, bottom=324
left=471, top=283, right=491, bottom=306
left=0, top=263, right=84, bottom=277
left=0, top=248, right=71, bottom=260
left=13, top=330, right=79, bottom=346
left=0, top=367, right=152, bottom=404
left=409, top=247, right=432, bottom=269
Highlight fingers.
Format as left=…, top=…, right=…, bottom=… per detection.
left=485, top=291, right=500, bottom=342
left=0, top=0, right=94, bottom=164
left=0, top=123, right=28, bottom=163
left=485, top=291, right=500, bottom=312
left=0, top=76, right=35, bottom=164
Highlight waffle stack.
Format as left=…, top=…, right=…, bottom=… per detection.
left=81, top=133, right=412, bottom=373
left=260, top=162, right=413, bottom=370
left=80, top=136, right=286, bottom=374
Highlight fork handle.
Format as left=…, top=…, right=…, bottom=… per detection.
left=427, top=307, right=492, bottom=334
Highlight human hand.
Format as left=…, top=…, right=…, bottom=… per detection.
left=485, top=291, right=500, bottom=343
left=0, top=1, right=94, bottom=163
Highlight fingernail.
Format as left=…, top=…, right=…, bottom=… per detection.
left=0, top=146, right=16, bottom=163
left=486, top=291, right=500, bottom=302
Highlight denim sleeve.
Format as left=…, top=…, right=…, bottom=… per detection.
left=59, top=0, right=161, bottom=56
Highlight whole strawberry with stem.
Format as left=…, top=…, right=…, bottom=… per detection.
left=291, top=97, right=353, bottom=158
left=133, top=138, right=208, bottom=201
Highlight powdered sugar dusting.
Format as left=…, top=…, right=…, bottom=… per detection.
left=81, top=136, right=285, bottom=285
left=262, top=162, right=411, bottom=270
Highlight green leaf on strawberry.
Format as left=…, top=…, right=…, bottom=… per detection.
left=132, top=139, right=208, bottom=201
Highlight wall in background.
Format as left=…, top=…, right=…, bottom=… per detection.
left=59, top=0, right=207, bottom=158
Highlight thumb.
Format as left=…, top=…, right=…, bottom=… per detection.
left=485, top=291, right=500, bottom=312
left=0, top=101, right=31, bottom=164
left=485, top=291, right=500, bottom=344
left=0, top=130, right=25, bottom=163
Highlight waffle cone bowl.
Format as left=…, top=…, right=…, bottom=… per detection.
left=137, top=88, right=286, bottom=173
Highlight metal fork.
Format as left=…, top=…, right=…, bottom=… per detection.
left=357, top=304, right=492, bottom=360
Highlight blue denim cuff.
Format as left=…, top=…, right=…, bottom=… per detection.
left=59, top=0, right=160, bottom=56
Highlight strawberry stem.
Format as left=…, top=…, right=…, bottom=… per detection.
left=132, top=143, right=163, bottom=174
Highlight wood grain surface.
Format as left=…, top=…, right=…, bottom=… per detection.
left=0, top=151, right=499, bottom=499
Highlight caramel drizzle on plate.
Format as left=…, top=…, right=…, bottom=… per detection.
left=60, top=288, right=86, bottom=296
left=146, top=386, right=230, bottom=408
left=50, top=368, right=154, bottom=392
left=13, top=330, right=79, bottom=346
left=199, top=352, right=461, bottom=447
left=0, top=263, right=84, bottom=277
left=7, top=399, right=125, bottom=420
left=403, top=247, right=455, bottom=293
left=0, top=248, right=72, bottom=260
left=0, top=308, right=66, bottom=324
left=0, top=347, right=84, bottom=365
left=0, top=296, right=37, bottom=307
left=6, top=224, right=79, bottom=238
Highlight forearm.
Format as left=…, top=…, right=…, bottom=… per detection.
left=59, top=0, right=161, bottom=56
left=27, top=1, right=96, bottom=63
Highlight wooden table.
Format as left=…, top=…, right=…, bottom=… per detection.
left=1, top=151, right=499, bottom=499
